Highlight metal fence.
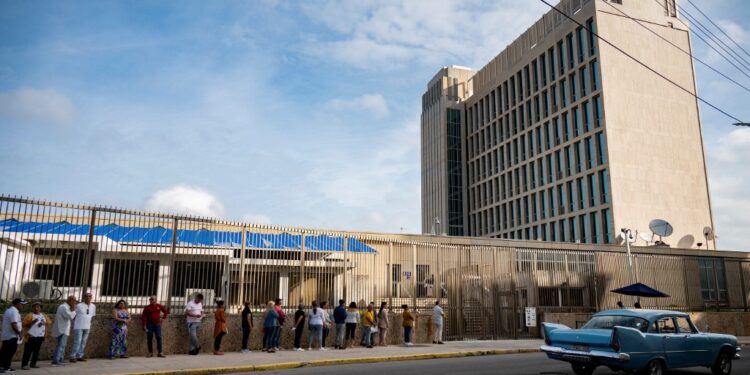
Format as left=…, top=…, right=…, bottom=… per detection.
left=0, top=195, right=749, bottom=340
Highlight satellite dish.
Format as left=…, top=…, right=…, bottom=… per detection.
left=703, top=226, right=714, bottom=241
left=649, top=219, right=674, bottom=238
left=640, top=232, right=653, bottom=244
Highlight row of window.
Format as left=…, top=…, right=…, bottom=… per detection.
left=472, top=168, right=612, bottom=230
left=469, top=132, right=609, bottom=212
left=467, top=60, right=601, bottom=157
left=466, top=18, right=598, bottom=135
left=476, top=207, right=614, bottom=245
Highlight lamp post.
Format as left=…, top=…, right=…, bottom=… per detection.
left=621, top=228, right=637, bottom=284
left=430, top=217, right=440, bottom=235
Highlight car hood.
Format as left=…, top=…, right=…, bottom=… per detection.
left=549, top=328, right=613, bottom=347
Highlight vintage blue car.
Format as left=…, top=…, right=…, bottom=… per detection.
left=541, top=309, right=741, bottom=375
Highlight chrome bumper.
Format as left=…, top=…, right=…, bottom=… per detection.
left=540, top=345, right=631, bottom=363
left=736, top=346, right=742, bottom=360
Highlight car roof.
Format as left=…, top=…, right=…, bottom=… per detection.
left=593, top=309, right=689, bottom=321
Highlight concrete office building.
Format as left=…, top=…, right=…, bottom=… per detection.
left=421, top=0, right=716, bottom=249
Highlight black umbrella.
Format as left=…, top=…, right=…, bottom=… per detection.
left=611, top=282, right=669, bottom=298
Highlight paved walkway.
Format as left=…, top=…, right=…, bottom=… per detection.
left=12, top=337, right=750, bottom=375
left=13, top=340, right=543, bottom=375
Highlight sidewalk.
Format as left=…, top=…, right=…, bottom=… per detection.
left=14, top=340, right=543, bottom=375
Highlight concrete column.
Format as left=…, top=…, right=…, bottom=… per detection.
left=279, top=270, right=289, bottom=302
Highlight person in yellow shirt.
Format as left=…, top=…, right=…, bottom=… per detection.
left=360, top=304, right=375, bottom=348
left=401, top=304, right=415, bottom=346
left=21, top=302, right=51, bottom=369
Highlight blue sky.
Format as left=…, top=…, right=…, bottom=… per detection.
left=0, top=0, right=748, bottom=250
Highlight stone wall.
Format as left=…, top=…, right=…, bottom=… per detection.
left=7, top=312, right=436, bottom=361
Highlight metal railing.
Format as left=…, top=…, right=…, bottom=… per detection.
left=0, top=195, right=748, bottom=340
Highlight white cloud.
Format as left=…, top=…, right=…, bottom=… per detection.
left=707, top=128, right=750, bottom=251
left=327, top=93, right=390, bottom=118
left=300, top=0, right=547, bottom=70
left=0, top=88, right=74, bottom=125
left=242, top=213, right=273, bottom=225
left=145, top=185, right=226, bottom=217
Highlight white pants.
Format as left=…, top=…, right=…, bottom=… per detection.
left=433, top=323, right=443, bottom=342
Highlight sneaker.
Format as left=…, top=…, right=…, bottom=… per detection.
left=51, top=362, right=64, bottom=367
left=274, top=347, right=281, bottom=351
left=432, top=341, right=437, bottom=344
left=406, top=342, right=413, bottom=346
left=267, top=349, right=275, bottom=353
left=240, top=349, right=249, bottom=353
left=6, top=369, right=16, bottom=372
left=69, top=358, right=77, bottom=363
left=438, top=341, right=445, bottom=344
left=146, top=353, right=153, bottom=358
left=319, top=347, right=327, bottom=351
left=158, top=353, right=166, bottom=358
left=307, top=347, right=312, bottom=351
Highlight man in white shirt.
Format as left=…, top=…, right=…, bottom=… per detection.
left=0, top=298, right=26, bottom=372
left=185, top=294, right=204, bottom=355
left=50, top=296, right=77, bottom=366
left=70, top=292, right=95, bottom=362
left=432, top=300, right=444, bottom=345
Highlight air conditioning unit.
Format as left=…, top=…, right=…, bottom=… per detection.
left=185, top=288, right=215, bottom=306
left=21, top=280, right=55, bottom=299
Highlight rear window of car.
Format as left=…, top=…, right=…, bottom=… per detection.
left=582, top=315, right=649, bottom=332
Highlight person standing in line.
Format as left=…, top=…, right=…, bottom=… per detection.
left=0, top=298, right=26, bottom=372
left=21, top=302, right=49, bottom=370
left=360, top=304, right=375, bottom=348
left=292, top=304, right=305, bottom=352
left=432, top=300, right=444, bottom=344
left=262, top=301, right=279, bottom=353
left=141, top=296, right=169, bottom=358
left=320, top=301, right=331, bottom=349
left=50, top=296, right=77, bottom=366
left=333, top=300, right=347, bottom=350
left=70, top=292, right=95, bottom=363
left=185, top=293, right=205, bottom=355
left=307, top=301, right=325, bottom=351
left=240, top=301, right=253, bottom=353
left=272, top=298, right=285, bottom=351
left=402, top=304, right=415, bottom=346
left=213, top=300, right=227, bottom=355
left=344, top=302, right=359, bottom=349
left=109, top=300, right=131, bottom=359
left=377, top=301, right=389, bottom=346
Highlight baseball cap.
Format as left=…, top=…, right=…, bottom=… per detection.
left=12, top=298, right=27, bottom=305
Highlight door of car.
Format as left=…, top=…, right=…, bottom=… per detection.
left=675, top=316, right=711, bottom=366
left=658, top=317, right=689, bottom=368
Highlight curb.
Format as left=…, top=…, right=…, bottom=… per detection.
left=115, top=348, right=541, bottom=375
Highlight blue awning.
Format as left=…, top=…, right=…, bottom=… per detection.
left=0, top=219, right=376, bottom=253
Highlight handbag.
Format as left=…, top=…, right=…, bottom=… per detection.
left=370, top=326, right=379, bottom=333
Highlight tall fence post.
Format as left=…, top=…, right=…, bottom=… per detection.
left=165, top=218, right=179, bottom=310
left=387, top=241, right=393, bottom=311
left=238, top=225, right=247, bottom=308
left=411, top=244, right=417, bottom=312
left=300, top=232, right=306, bottom=305
left=80, top=209, right=97, bottom=301
left=343, top=235, right=348, bottom=303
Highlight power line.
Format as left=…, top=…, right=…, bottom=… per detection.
left=678, top=6, right=750, bottom=72
left=684, top=0, right=750, bottom=61
left=537, top=0, right=744, bottom=124
left=650, top=0, right=750, bottom=82
left=600, top=0, right=750, bottom=95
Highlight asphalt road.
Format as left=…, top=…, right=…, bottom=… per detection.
left=233, top=352, right=748, bottom=375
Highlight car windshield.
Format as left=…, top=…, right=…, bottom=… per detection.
left=582, top=315, right=649, bottom=332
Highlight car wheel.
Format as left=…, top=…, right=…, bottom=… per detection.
left=711, top=352, right=732, bottom=375
left=571, top=363, right=596, bottom=375
left=640, top=359, right=664, bottom=375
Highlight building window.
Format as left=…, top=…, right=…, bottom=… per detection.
left=560, top=78, right=568, bottom=107
left=591, top=60, right=600, bottom=91
left=585, top=137, right=595, bottom=169
left=577, top=26, right=586, bottom=64
left=588, top=173, right=598, bottom=206
left=566, top=33, right=575, bottom=70
left=171, top=260, right=224, bottom=297
left=580, top=66, right=589, bottom=97
left=587, top=18, right=598, bottom=56
left=603, top=208, right=613, bottom=243
left=593, top=95, right=603, bottom=128
left=699, top=258, right=728, bottom=304
left=557, top=41, right=565, bottom=76
left=102, top=259, right=159, bottom=297
left=567, top=180, right=575, bottom=212
left=583, top=101, right=592, bottom=133
left=573, top=107, right=581, bottom=138
left=597, top=132, right=608, bottom=164
left=570, top=72, right=578, bottom=101
left=599, top=169, right=610, bottom=204
left=591, top=211, right=601, bottom=244
left=33, top=248, right=93, bottom=288
left=577, top=177, right=586, bottom=209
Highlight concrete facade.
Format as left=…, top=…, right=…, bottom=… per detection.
left=420, top=0, right=715, bottom=250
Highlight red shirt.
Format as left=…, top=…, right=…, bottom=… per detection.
left=141, top=304, right=169, bottom=326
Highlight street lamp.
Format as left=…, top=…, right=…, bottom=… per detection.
left=620, top=228, right=637, bottom=284
left=430, top=217, right=440, bottom=235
